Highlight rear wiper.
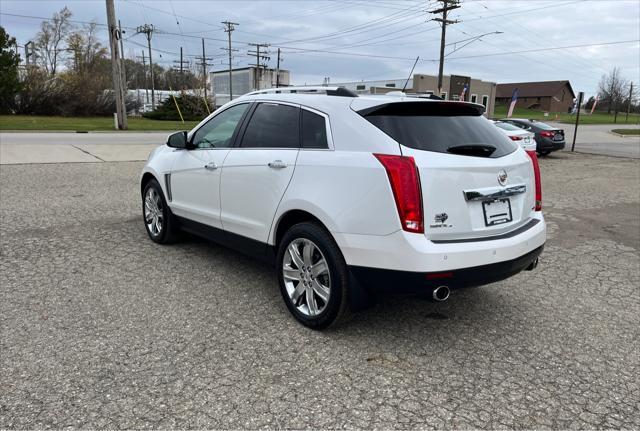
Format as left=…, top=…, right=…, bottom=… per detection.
left=447, top=144, right=497, bottom=157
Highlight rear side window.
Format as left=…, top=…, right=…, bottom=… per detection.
left=301, top=110, right=328, bottom=149
left=241, top=103, right=300, bottom=148
left=360, top=102, right=517, bottom=158
left=530, top=121, right=556, bottom=130
left=494, top=121, right=522, bottom=132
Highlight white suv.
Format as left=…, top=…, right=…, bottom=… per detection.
left=140, top=87, right=545, bottom=328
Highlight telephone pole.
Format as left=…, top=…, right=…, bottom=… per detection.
left=196, top=39, right=214, bottom=100
left=136, top=24, right=155, bottom=109
left=222, top=21, right=238, bottom=100
left=248, top=43, right=270, bottom=90
left=275, top=48, right=282, bottom=88
left=137, top=50, right=149, bottom=105
left=430, top=0, right=460, bottom=97
left=172, top=47, right=189, bottom=90
left=105, top=0, right=128, bottom=129
left=118, top=19, right=127, bottom=93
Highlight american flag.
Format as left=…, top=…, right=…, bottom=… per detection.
left=507, top=88, right=519, bottom=118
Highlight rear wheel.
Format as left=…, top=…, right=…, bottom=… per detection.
left=142, top=179, right=179, bottom=244
left=277, top=222, right=349, bottom=329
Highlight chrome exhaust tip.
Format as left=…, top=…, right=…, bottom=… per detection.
left=432, top=285, right=450, bottom=302
left=525, top=258, right=539, bottom=271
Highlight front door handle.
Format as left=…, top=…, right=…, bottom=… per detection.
left=204, top=162, right=218, bottom=170
left=268, top=160, right=287, bottom=169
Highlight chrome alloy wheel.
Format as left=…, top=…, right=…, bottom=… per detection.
left=282, top=238, right=331, bottom=316
left=144, top=187, right=163, bottom=236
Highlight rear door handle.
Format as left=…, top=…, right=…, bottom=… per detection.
left=268, top=160, right=287, bottom=169
left=204, top=162, right=218, bottom=170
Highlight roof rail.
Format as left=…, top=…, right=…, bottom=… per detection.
left=246, top=86, right=358, bottom=97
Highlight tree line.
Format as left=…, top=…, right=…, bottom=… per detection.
left=0, top=7, right=203, bottom=116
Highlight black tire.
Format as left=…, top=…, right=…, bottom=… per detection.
left=276, top=222, right=350, bottom=329
left=538, top=150, right=551, bottom=156
left=142, top=179, right=179, bottom=244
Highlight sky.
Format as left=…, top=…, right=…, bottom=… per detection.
left=1, top=0, right=639, bottom=98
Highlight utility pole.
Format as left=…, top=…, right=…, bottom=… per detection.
left=248, top=43, right=270, bottom=90
left=172, top=47, right=189, bottom=90
left=626, top=82, right=634, bottom=123
left=105, top=0, right=128, bottom=129
left=430, top=0, right=460, bottom=98
left=222, top=21, right=238, bottom=101
left=136, top=24, right=155, bottom=109
left=118, top=19, right=127, bottom=94
left=196, top=39, right=214, bottom=100
left=275, top=48, right=282, bottom=88
left=137, top=50, right=149, bottom=105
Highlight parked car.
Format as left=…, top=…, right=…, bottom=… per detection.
left=492, top=120, right=536, bottom=151
left=500, top=118, right=565, bottom=155
left=141, top=87, right=545, bottom=329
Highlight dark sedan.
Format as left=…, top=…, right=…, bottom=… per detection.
left=500, top=119, right=565, bottom=155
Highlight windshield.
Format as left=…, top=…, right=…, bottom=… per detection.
left=360, top=102, right=517, bottom=158
left=494, top=121, right=522, bottom=132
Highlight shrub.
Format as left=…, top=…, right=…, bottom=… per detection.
left=143, top=93, right=211, bottom=121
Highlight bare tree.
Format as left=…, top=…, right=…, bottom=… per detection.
left=34, top=7, right=73, bottom=76
left=598, top=67, right=629, bottom=121
left=66, top=22, right=107, bottom=72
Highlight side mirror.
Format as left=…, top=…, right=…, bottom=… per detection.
left=167, top=131, right=189, bottom=149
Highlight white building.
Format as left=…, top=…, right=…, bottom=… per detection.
left=210, top=66, right=290, bottom=107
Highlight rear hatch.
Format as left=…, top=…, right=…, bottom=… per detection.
left=357, top=100, right=536, bottom=242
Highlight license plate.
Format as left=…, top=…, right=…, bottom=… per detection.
left=553, top=134, right=563, bottom=141
left=482, top=198, right=513, bottom=226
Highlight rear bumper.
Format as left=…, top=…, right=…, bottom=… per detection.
left=349, top=245, right=543, bottom=294
left=537, top=137, right=565, bottom=151
left=333, top=213, right=546, bottom=273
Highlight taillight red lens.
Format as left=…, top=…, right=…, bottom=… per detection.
left=527, top=150, right=542, bottom=211
left=539, top=131, right=554, bottom=138
left=509, top=135, right=523, bottom=141
left=374, top=154, right=424, bottom=233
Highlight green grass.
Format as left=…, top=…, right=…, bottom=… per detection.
left=0, top=115, right=200, bottom=132
left=611, top=128, right=640, bottom=136
left=492, top=105, right=640, bottom=125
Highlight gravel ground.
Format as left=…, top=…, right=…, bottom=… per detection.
left=1, top=151, right=639, bottom=429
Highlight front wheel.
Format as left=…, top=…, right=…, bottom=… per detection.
left=277, top=222, right=349, bottom=329
left=142, top=179, right=179, bottom=244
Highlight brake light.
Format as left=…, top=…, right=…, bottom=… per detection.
left=509, top=135, right=523, bottom=141
left=374, top=154, right=424, bottom=233
left=526, top=150, right=542, bottom=211
left=539, top=131, right=554, bottom=138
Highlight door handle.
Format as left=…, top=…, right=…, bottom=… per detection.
left=204, top=162, right=218, bottom=170
left=268, top=160, right=287, bottom=169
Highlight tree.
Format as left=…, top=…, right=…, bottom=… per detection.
left=34, top=6, right=73, bottom=76
left=598, top=67, right=629, bottom=122
left=0, top=26, right=21, bottom=113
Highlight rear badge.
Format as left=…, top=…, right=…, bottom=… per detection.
left=498, top=169, right=508, bottom=186
left=430, top=213, right=452, bottom=229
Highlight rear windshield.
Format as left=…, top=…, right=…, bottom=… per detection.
left=360, top=102, right=517, bottom=158
left=531, top=121, right=556, bottom=130
left=494, top=121, right=522, bottom=132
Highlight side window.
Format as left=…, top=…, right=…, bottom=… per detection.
left=301, top=110, right=328, bottom=149
left=481, top=95, right=489, bottom=108
left=192, top=103, right=249, bottom=149
left=471, top=94, right=478, bottom=104
left=240, top=103, right=300, bottom=148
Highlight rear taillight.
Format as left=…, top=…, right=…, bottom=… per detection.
left=539, top=131, right=554, bottom=138
left=509, top=135, right=523, bottom=141
left=527, top=150, right=542, bottom=211
left=374, top=154, right=424, bottom=233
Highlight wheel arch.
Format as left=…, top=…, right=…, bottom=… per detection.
left=140, top=172, right=157, bottom=196
left=272, top=209, right=333, bottom=248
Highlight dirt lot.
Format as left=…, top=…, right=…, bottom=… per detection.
left=1, top=151, right=638, bottom=429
